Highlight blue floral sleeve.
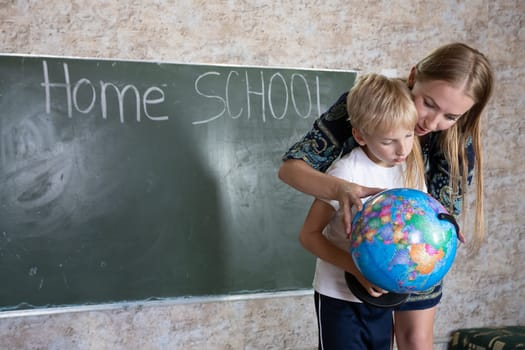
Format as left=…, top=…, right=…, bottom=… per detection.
left=282, top=92, right=358, bottom=172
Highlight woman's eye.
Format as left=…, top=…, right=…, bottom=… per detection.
left=424, top=100, right=435, bottom=109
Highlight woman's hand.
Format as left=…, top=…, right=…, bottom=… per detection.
left=334, top=178, right=383, bottom=235
left=278, top=159, right=382, bottom=234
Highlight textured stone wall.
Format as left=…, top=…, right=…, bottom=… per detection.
left=0, top=1, right=523, bottom=349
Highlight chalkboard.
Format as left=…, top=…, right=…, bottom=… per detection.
left=0, top=54, right=356, bottom=310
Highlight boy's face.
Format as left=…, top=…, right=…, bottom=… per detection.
left=353, top=126, right=415, bottom=167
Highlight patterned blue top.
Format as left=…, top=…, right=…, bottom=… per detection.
left=282, top=92, right=475, bottom=216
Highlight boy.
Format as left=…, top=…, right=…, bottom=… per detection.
left=298, top=73, right=426, bottom=349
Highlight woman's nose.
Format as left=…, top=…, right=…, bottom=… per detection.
left=423, top=113, right=440, bottom=131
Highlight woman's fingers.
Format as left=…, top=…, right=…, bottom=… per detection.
left=337, top=182, right=384, bottom=234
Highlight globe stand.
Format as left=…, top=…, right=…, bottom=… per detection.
left=344, top=272, right=409, bottom=308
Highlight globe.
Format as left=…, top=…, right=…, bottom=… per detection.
left=350, top=188, right=459, bottom=294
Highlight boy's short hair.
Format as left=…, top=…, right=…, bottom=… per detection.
left=346, top=73, right=425, bottom=191
left=346, top=73, right=417, bottom=135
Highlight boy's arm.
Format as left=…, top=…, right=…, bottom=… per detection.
left=299, top=199, right=387, bottom=297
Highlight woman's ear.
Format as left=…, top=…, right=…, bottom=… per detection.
left=408, top=66, right=417, bottom=89
left=352, top=128, right=366, bottom=146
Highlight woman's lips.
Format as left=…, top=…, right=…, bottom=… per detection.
left=415, top=124, right=429, bottom=135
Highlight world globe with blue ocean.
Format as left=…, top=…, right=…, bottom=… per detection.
left=350, top=188, right=459, bottom=294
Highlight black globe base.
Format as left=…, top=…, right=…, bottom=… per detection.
left=344, top=272, right=409, bottom=308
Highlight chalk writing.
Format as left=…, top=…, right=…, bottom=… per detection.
left=40, top=61, right=325, bottom=126
left=41, top=60, right=169, bottom=123
left=192, top=70, right=321, bottom=125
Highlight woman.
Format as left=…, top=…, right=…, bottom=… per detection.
left=278, top=43, right=494, bottom=349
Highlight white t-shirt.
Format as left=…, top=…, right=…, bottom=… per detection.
left=312, top=147, right=426, bottom=302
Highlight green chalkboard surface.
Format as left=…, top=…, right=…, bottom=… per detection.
left=0, top=55, right=356, bottom=310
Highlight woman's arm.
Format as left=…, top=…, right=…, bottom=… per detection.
left=279, top=93, right=384, bottom=233
left=279, top=159, right=383, bottom=233
left=299, top=198, right=387, bottom=297
left=278, top=159, right=345, bottom=201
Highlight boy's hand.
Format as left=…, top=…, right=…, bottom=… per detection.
left=458, top=230, right=466, bottom=243
left=353, top=271, right=388, bottom=297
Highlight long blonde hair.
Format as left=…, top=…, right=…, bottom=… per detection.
left=347, top=73, right=425, bottom=191
left=414, top=43, right=494, bottom=246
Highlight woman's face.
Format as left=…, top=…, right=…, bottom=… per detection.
left=411, top=78, right=475, bottom=136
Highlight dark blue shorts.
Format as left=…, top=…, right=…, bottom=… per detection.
left=396, top=282, right=443, bottom=311
left=314, top=292, right=393, bottom=350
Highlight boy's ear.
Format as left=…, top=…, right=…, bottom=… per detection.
left=352, top=128, right=366, bottom=146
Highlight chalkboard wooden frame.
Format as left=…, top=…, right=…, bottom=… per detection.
left=0, top=54, right=356, bottom=310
